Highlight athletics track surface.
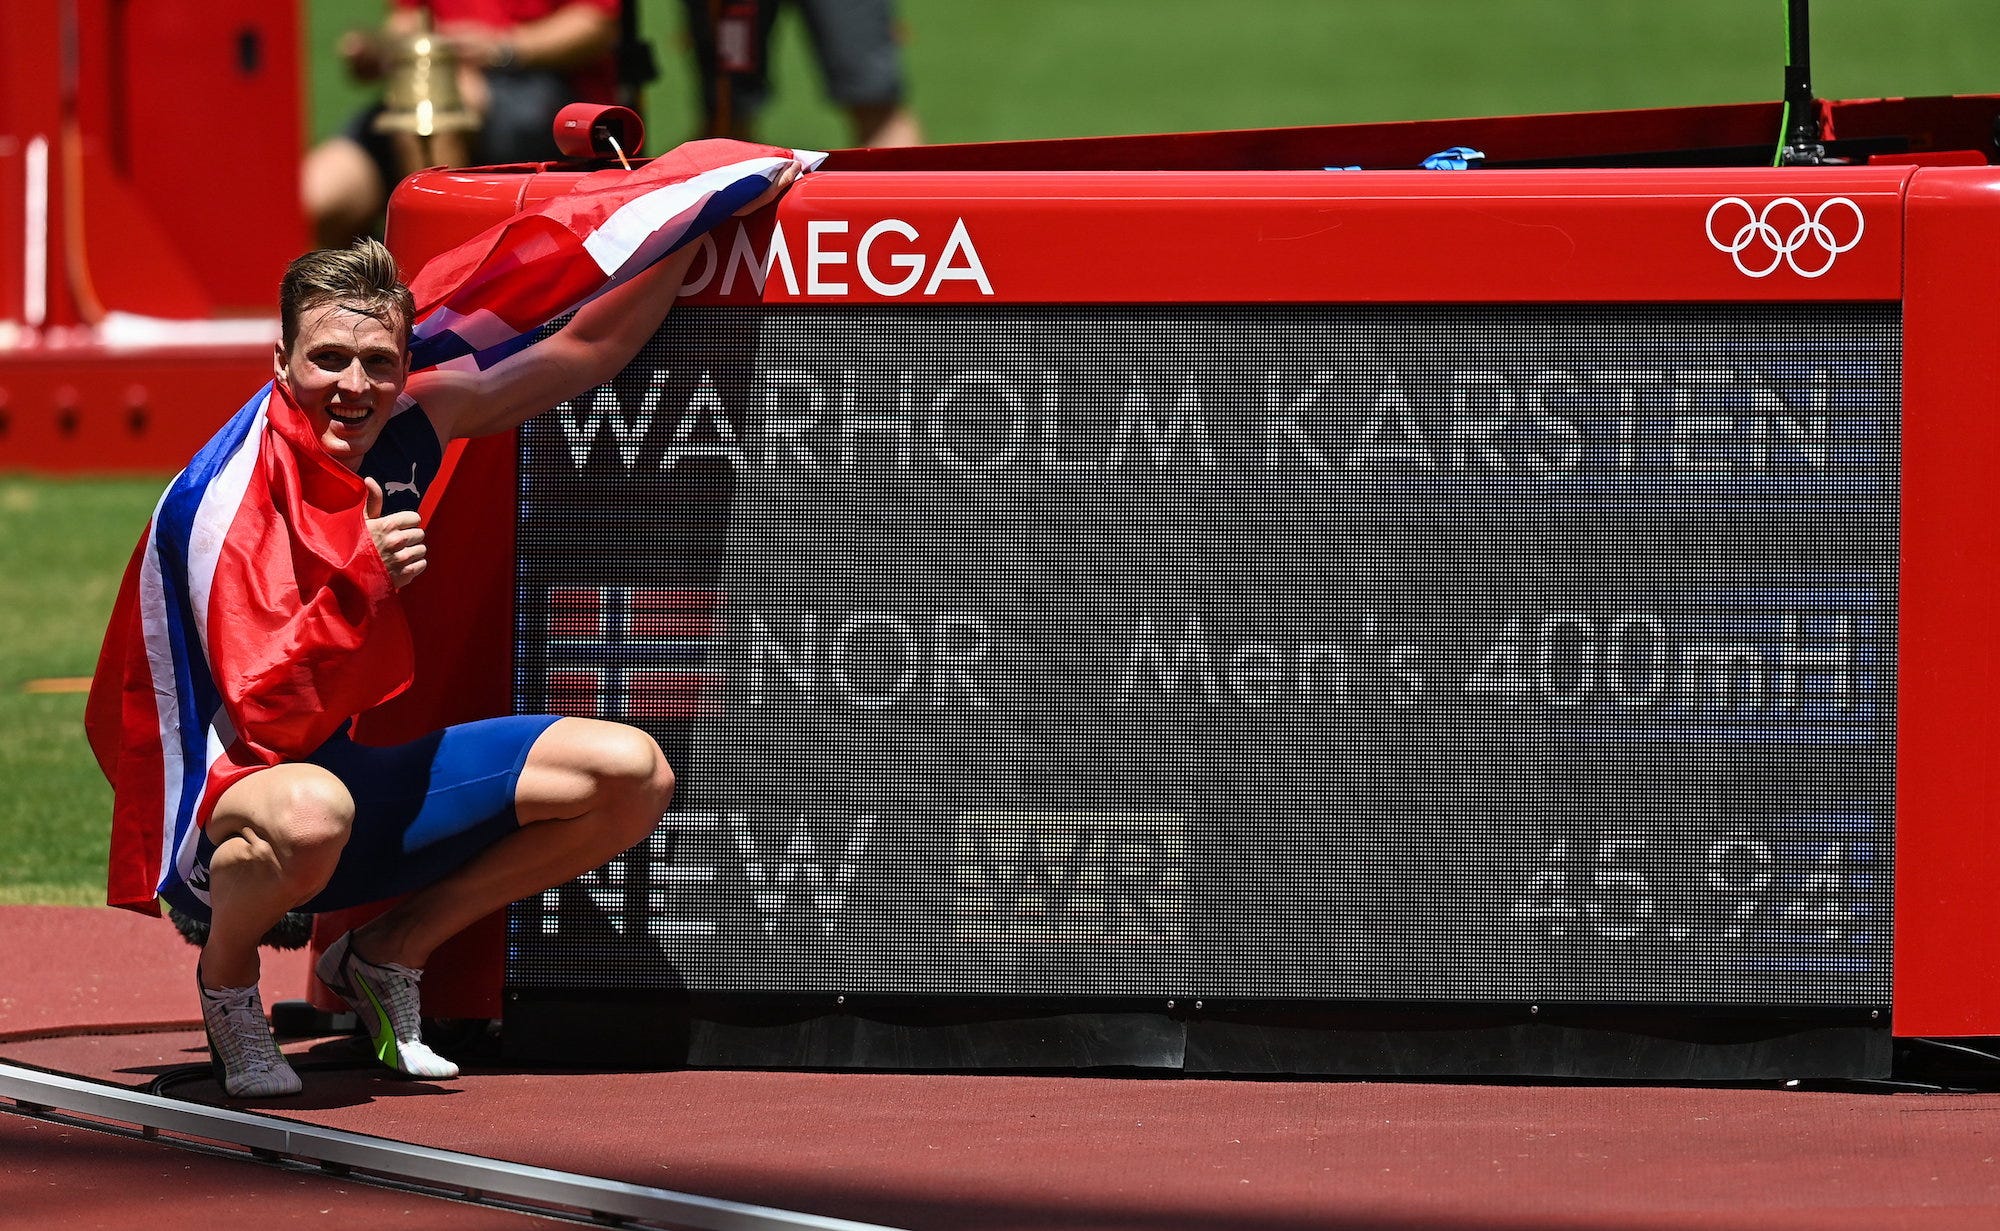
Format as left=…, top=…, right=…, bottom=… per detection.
left=9, top=904, right=2000, bottom=1230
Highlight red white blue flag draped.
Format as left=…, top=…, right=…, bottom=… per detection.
left=86, top=140, right=819, bottom=916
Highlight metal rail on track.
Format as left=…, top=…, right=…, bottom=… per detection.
left=0, top=1062, right=905, bottom=1231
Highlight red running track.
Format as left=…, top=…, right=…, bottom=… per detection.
left=9, top=905, right=2000, bottom=1230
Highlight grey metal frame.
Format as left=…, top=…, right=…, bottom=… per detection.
left=0, top=1062, right=904, bottom=1231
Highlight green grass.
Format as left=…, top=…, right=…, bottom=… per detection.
left=0, top=478, right=164, bottom=906
left=306, top=2, right=2000, bottom=151
left=9, top=1, right=1996, bottom=904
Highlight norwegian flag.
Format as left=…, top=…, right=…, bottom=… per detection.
left=544, top=586, right=722, bottom=722
left=408, top=139, right=825, bottom=374
left=85, top=140, right=816, bottom=917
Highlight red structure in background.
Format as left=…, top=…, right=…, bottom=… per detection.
left=0, top=0, right=304, bottom=472
left=350, top=95, right=2000, bottom=1047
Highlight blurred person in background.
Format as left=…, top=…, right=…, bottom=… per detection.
left=304, top=0, right=624, bottom=248
left=681, top=0, right=921, bottom=148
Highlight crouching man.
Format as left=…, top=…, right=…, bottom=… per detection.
left=88, top=148, right=805, bottom=1096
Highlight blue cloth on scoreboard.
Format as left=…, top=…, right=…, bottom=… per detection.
left=1421, top=146, right=1486, bottom=170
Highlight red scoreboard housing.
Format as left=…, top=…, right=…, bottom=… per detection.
left=362, top=94, right=2000, bottom=1075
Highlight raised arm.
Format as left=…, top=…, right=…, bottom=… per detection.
left=412, top=163, right=799, bottom=443
left=410, top=245, right=695, bottom=443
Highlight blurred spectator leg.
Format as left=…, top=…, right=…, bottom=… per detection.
left=844, top=100, right=921, bottom=149
left=302, top=134, right=389, bottom=250
left=800, top=0, right=921, bottom=148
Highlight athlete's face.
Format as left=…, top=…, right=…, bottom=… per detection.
left=276, top=301, right=410, bottom=472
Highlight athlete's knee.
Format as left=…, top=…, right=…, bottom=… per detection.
left=257, top=774, right=355, bottom=890
left=277, top=772, right=355, bottom=841
left=636, top=732, right=675, bottom=812
left=213, top=808, right=347, bottom=901
left=558, top=719, right=664, bottom=790
left=612, top=725, right=674, bottom=810
left=580, top=722, right=673, bottom=841
left=208, top=767, right=353, bottom=902
left=521, top=719, right=673, bottom=843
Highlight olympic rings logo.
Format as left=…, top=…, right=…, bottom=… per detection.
left=1704, top=196, right=1865, bottom=278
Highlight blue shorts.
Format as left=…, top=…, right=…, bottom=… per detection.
left=181, top=714, right=563, bottom=922
left=174, top=711, right=564, bottom=923
left=298, top=714, right=564, bottom=914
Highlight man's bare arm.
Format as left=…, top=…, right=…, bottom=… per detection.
left=411, top=165, right=799, bottom=443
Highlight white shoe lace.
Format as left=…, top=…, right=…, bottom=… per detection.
left=201, top=984, right=301, bottom=1098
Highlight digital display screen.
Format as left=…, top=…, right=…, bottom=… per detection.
left=509, top=302, right=1898, bottom=1007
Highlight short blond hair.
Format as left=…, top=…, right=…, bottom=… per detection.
left=279, top=239, right=415, bottom=355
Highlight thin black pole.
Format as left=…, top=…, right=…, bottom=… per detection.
left=1780, top=0, right=1825, bottom=165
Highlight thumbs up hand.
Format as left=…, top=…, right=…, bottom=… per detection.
left=365, top=476, right=427, bottom=590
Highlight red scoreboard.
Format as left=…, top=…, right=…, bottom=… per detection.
left=372, top=96, right=2000, bottom=1078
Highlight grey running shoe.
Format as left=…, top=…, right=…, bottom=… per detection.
left=315, top=931, right=459, bottom=1079
left=198, top=976, right=302, bottom=1098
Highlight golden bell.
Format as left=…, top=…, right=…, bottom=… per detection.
left=373, top=14, right=478, bottom=138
